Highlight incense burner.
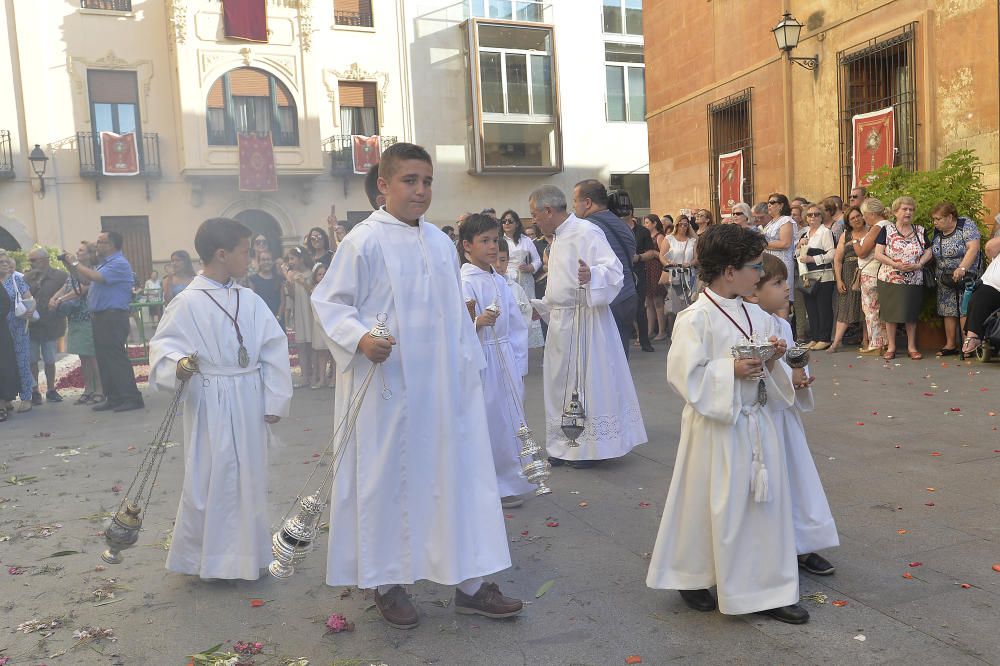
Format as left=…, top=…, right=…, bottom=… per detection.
left=101, top=502, right=142, bottom=564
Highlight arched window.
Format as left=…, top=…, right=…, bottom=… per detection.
left=206, top=67, right=299, bottom=146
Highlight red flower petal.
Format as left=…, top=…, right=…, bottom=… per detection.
left=949, top=407, right=961, bottom=412
left=960, top=583, right=971, bottom=589
left=250, top=599, right=265, bottom=607
left=638, top=501, right=651, bottom=508
left=626, top=657, right=642, bottom=665
left=909, top=562, right=922, bottom=567
left=546, top=521, right=559, bottom=527
left=520, top=530, right=529, bottom=536
left=856, top=422, right=865, bottom=426
left=925, top=502, right=935, bottom=507
left=831, top=600, right=848, bottom=607
left=991, top=564, right=1000, bottom=573
left=923, top=392, right=935, bottom=397
left=902, top=572, right=913, bottom=579
left=931, top=452, right=942, bottom=456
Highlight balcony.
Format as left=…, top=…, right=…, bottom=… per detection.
left=322, top=135, right=397, bottom=175
left=80, top=0, right=132, bottom=10
left=0, top=130, right=13, bottom=180
left=335, top=11, right=375, bottom=28
left=208, top=129, right=299, bottom=148
left=76, top=132, right=161, bottom=200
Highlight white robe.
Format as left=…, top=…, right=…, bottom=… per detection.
left=769, top=315, right=839, bottom=554
left=646, top=290, right=798, bottom=615
left=461, top=264, right=535, bottom=498
left=149, top=275, right=292, bottom=580
left=311, top=208, right=512, bottom=588
left=536, top=214, right=646, bottom=460
left=504, top=235, right=545, bottom=349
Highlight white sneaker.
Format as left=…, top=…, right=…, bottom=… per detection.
left=501, top=496, right=524, bottom=509
left=15, top=400, right=31, bottom=413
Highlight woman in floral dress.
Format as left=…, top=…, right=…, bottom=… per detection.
left=0, top=250, right=35, bottom=408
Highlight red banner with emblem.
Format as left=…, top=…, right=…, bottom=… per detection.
left=351, top=135, right=381, bottom=175
left=238, top=132, right=277, bottom=192
left=852, top=107, right=895, bottom=189
left=100, top=131, right=140, bottom=176
left=222, top=0, right=268, bottom=43
left=717, top=150, right=743, bottom=216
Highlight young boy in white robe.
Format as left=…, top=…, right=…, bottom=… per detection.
left=647, top=224, right=809, bottom=625
left=747, top=254, right=839, bottom=575
left=311, top=143, right=523, bottom=630
left=496, top=239, right=536, bottom=343
left=460, top=216, right=535, bottom=509
left=149, top=217, right=292, bottom=580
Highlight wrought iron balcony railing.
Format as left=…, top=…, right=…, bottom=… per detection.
left=0, top=130, right=14, bottom=179
left=334, top=11, right=374, bottom=28
left=322, top=135, right=397, bottom=175
left=80, top=0, right=132, bottom=11
left=76, top=132, right=162, bottom=178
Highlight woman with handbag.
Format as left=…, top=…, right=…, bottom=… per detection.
left=796, top=204, right=837, bottom=350
left=829, top=206, right=868, bottom=352
left=0, top=249, right=36, bottom=412
left=659, top=215, right=697, bottom=336
left=49, top=242, right=104, bottom=404
left=857, top=198, right=891, bottom=355
left=930, top=202, right=982, bottom=357
left=962, top=236, right=1000, bottom=358
left=874, top=196, right=933, bottom=361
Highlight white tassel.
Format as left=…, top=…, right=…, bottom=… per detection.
left=753, top=464, right=769, bottom=503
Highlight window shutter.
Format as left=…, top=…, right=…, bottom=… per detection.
left=88, top=70, right=139, bottom=104
left=208, top=68, right=290, bottom=107
left=339, top=81, right=377, bottom=107
left=335, top=0, right=372, bottom=14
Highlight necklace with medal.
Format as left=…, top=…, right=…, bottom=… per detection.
left=702, top=290, right=769, bottom=405
left=203, top=287, right=250, bottom=368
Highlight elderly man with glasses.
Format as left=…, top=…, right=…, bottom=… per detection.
left=24, top=248, right=68, bottom=404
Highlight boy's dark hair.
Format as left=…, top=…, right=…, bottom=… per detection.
left=194, top=217, right=252, bottom=265
left=364, top=164, right=381, bottom=209
left=457, top=213, right=500, bottom=265
left=378, top=142, right=433, bottom=181
left=441, top=225, right=455, bottom=236
left=103, top=230, right=124, bottom=250
left=575, top=179, right=608, bottom=207
left=608, top=190, right=634, bottom=218
left=696, top=224, right=768, bottom=284
left=498, top=237, right=509, bottom=254
left=756, top=252, right=788, bottom=287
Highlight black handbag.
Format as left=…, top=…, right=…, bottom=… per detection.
left=921, top=266, right=937, bottom=289
left=935, top=221, right=983, bottom=290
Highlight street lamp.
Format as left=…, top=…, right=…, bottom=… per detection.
left=28, top=144, right=48, bottom=198
left=772, top=12, right=818, bottom=71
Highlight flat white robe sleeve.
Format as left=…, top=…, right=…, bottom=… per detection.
left=256, top=303, right=293, bottom=417
left=311, top=239, right=374, bottom=371
left=667, top=308, right=741, bottom=424
left=503, top=278, right=529, bottom=377
left=148, top=299, right=195, bottom=391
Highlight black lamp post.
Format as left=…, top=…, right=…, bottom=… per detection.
left=28, top=144, right=48, bottom=198
left=772, top=12, right=819, bottom=71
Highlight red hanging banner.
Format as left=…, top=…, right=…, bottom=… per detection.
left=238, top=132, right=277, bottom=192
left=351, top=135, right=381, bottom=175
left=100, top=131, right=140, bottom=176
left=852, top=107, right=895, bottom=189
left=222, top=0, right=268, bottom=43
left=717, top=150, right=743, bottom=216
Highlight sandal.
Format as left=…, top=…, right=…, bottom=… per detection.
left=75, top=393, right=93, bottom=405
left=89, top=394, right=106, bottom=405
left=961, top=336, right=981, bottom=360
left=936, top=348, right=958, bottom=357
left=908, top=351, right=923, bottom=360
left=882, top=350, right=896, bottom=361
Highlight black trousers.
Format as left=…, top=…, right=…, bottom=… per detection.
left=965, top=284, right=1000, bottom=338
left=91, top=310, right=142, bottom=404
left=804, top=281, right=836, bottom=343
left=634, top=270, right=651, bottom=349
left=610, top=293, right=639, bottom=359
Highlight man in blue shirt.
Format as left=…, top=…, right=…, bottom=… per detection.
left=60, top=231, right=143, bottom=412
left=573, top=179, right=639, bottom=357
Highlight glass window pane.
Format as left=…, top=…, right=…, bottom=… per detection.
left=516, top=1, right=542, bottom=21
left=610, top=173, right=650, bottom=209
left=625, top=0, right=642, bottom=35
left=478, top=24, right=550, bottom=51
left=530, top=54, right=552, bottom=116
left=470, top=0, right=486, bottom=17
left=605, top=42, right=644, bottom=63
left=627, top=67, right=645, bottom=122
left=605, top=65, right=626, bottom=121
left=506, top=53, right=529, bottom=114
left=483, top=121, right=556, bottom=167
left=603, top=0, right=622, bottom=33
left=116, top=104, right=137, bottom=134
left=93, top=103, right=114, bottom=133
left=479, top=51, right=504, bottom=113
left=488, top=0, right=512, bottom=20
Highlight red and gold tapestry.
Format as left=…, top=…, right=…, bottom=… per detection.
left=100, top=131, right=140, bottom=176
left=352, top=135, right=381, bottom=175
left=852, top=107, right=895, bottom=189
left=238, top=132, right=277, bottom=192
left=222, top=0, right=268, bottom=43
left=717, top=150, right=743, bottom=216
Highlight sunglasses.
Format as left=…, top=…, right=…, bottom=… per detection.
left=732, top=212, right=745, bottom=217
left=742, top=262, right=765, bottom=272
left=767, top=200, right=781, bottom=205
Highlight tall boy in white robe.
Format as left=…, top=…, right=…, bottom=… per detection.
left=461, top=223, right=535, bottom=508
left=646, top=224, right=809, bottom=625
left=149, top=217, right=292, bottom=580
left=311, top=143, right=522, bottom=631
left=527, top=185, right=647, bottom=468
left=748, top=254, right=839, bottom=575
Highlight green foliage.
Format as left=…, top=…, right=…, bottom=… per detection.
left=8, top=246, right=64, bottom=272
left=866, top=150, right=991, bottom=323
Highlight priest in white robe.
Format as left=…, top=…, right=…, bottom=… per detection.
left=310, top=142, right=522, bottom=629
left=150, top=273, right=292, bottom=580
left=527, top=185, right=647, bottom=465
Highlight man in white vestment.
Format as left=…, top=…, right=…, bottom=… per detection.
left=149, top=218, right=292, bottom=580
left=528, top=185, right=647, bottom=469
left=311, top=143, right=522, bottom=630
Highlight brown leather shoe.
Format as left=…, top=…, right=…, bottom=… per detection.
left=454, top=582, right=523, bottom=619
left=374, top=585, right=419, bottom=629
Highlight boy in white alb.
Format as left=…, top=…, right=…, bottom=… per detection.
left=149, top=218, right=292, bottom=580
left=748, top=254, right=839, bottom=575
left=311, top=143, right=522, bottom=630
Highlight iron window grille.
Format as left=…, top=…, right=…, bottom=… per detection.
left=836, top=22, right=918, bottom=197
left=0, top=130, right=14, bottom=179
left=707, top=88, right=754, bottom=219
left=81, top=0, right=132, bottom=10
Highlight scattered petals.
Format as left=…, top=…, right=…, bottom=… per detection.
left=546, top=521, right=559, bottom=527
left=250, top=599, right=265, bottom=607
left=960, top=583, right=971, bottom=589
left=578, top=501, right=588, bottom=508
left=925, top=502, right=935, bottom=507
left=638, top=501, right=651, bottom=508
left=520, top=530, right=529, bottom=536
left=626, top=657, right=643, bottom=665
left=855, top=422, right=865, bottom=426
left=535, top=579, right=555, bottom=598
left=325, top=613, right=354, bottom=633
left=923, top=392, right=935, bottom=397
left=111, top=484, right=123, bottom=494
left=504, top=514, right=514, bottom=520
left=926, top=487, right=935, bottom=492
left=902, top=572, right=913, bottom=579
left=871, top=411, right=878, bottom=415
left=897, top=529, right=908, bottom=534
left=949, top=407, right=961, bottom=412
left=931, top=452, right=942, bottom=456
left=831, top=600, right=848, bottom=607
left=909, top=562, right=922, bottom=567
left=991, top=564, right=1000, bottom=573
left=894, top=444, right=902, bottom=449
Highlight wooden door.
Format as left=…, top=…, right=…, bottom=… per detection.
left=101, top=216, right=151, bottom=285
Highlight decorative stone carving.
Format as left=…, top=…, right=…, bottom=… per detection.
left=240, top=47, right=253, bottom=66
left=298, top=0, right=313, bottom=52
left=167, top=0, right=188, bottom=48
left=68, top=51, right=155, bottom=123
left=324, top=64, right=390, bottom=130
